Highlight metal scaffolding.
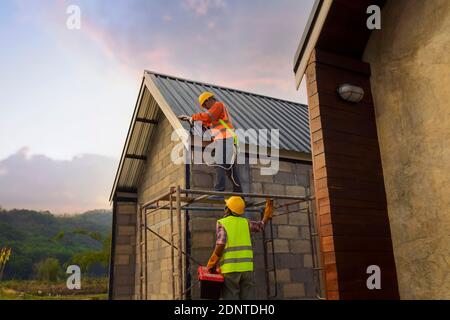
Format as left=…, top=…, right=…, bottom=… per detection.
left=139, top=186, right=323, bottom=300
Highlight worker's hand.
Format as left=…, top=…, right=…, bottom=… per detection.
left=178, top=115, right=192, bottom=123
left=206, top=252, right=220, bottom=273
left=263, top=199, right=274, bottom=222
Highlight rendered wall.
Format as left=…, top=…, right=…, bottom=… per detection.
left=363, top=0, right=450, bottom=299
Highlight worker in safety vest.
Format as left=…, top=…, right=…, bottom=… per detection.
left=178, top=92, right=242, bottom=195
left=206, top=196, right=273, bottom=300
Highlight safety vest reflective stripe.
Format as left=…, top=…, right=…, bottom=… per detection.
left=219, top=258, right=253, bottom=266
left=223, top=245, right=253, bottom=253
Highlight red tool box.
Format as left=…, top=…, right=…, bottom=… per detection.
left=198, top=266, right=224, bottom=299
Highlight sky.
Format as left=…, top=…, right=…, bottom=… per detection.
left=0, top=0, right=315, bottom=213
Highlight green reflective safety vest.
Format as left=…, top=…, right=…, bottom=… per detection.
left=218, top=215, right=253, bottom=273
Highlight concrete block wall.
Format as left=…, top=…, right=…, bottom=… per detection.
left=188, top=159, right=317, bottom=300
left=135, top=116, right=186, bottom=299
left=111, top=201, right=137, bottom=300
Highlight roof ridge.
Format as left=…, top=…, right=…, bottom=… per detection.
left=144, top=70, right=308, bottom=107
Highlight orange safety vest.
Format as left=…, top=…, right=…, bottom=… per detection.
left=207, top=105, right=235, bottom=140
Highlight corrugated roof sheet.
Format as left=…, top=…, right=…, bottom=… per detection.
left=148, top=71, right=311, bottom=154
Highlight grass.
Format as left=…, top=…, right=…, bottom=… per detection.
left=0, top=278, right=108, bottom=300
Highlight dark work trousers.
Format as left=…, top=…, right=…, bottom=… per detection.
left=213, top=137, right=243, bottom=193
left=222, top=271, right=256, bottom=300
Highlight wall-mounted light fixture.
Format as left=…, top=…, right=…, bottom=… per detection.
left=337, top=84, right=365, bottom=103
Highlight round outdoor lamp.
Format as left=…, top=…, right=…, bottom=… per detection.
left=337, top=84, right=365, bottom=103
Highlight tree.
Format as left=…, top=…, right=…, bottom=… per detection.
left=36, top=257, right=63, bottom=282
left=70, top=235, right=111, bottom=273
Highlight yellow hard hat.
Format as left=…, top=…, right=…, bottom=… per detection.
left=225, top=196, right=245, bottom=215
left=198, top=92, right=215, bottom=107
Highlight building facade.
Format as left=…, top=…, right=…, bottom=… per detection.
left=293, top=0, right=450, bottom=299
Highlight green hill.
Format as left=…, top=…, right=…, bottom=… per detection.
left=0, top=208, right=112, bottom=280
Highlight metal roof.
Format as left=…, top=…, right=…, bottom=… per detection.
left=110, top=71, right=310, bottom=200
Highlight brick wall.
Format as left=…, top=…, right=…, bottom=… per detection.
left=135, top=115, right=186, bottom=299
left=111, top=201, right=137, bottom=300
left=187, top=159, right=318, bottom=300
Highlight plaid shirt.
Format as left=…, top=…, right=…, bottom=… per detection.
left=216, top=216, right=265, bottom=245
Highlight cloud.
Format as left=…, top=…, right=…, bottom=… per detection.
left=182, top=0, right=227, bottom=16
left=0, top=166, right=7, bottom=177
left=13, top=0, right=309, bottom=102
left=0, top=148, right=117, bottom=214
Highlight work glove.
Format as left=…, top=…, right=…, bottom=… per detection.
left=178, top=115, right=193, bottom=124
left=206, top=252, right=220, bottom=273
left=263, top=199, right=274, bottom=221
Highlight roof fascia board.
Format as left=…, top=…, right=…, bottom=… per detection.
left=143, top=72, right=190, bottom=149
left=293, top=0, right=333, bottom=89
left=109, top=77, right=145, bottom=201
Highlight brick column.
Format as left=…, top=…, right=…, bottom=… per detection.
left=305, top=49, right=399, bottom=299
left=110, top=200, right=137, bottom=300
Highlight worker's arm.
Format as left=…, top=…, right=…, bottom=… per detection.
left=192, top=102, right=225, bottom=124
left=206, top=221, right=227, bottom=272
left=262, top=199, right=273, bottom=224
left=248, top=199, right=274, bottom=233
left=206, top=244, right=225, bottom=273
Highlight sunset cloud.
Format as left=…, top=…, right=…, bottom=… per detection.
left=0, top=149, right=117, bottom=214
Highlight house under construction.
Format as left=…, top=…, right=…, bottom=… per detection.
left=109, top=71, right=320, bottom=300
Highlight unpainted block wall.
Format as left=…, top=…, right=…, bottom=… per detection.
left=112, top=201, right=137, bottom=300
left=188, top=159, right=317, bottom=300
left=135, top=115, right=186, bottom=299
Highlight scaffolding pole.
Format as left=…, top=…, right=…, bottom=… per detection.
left=176, top=186, right=183, bottom=300
left=169, top=192, right=175, bottom=300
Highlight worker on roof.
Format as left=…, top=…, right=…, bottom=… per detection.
left=206, top=196, right=273, bottom=300
left=178, top=92, right=243, bottom=196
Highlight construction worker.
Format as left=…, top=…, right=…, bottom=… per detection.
left=206, top=196, right=273, bottom=300
left=178, top=92, right=243, bottom=195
